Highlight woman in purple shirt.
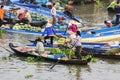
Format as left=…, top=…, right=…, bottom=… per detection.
left=70, top=31, right=82, bottom=59
left=66, top=30, right=82, bottom=59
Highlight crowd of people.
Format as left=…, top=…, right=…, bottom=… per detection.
left=0, top=5, right=32, bottom=27
left=33, top=17, right=82, bottom=59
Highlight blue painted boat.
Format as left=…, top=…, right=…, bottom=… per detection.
left=27, top=40, right=120, bottom=49
left=83, top=24, right=120, bottom=35
left=2, top=27, right=66, bottom=35
left=27, top=40, right=120, bottom=59
left=2, top=24, right=120, bottom=42
left=11, top=0, right=81, bottom=22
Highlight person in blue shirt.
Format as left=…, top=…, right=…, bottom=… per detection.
left=42, top=23, right=56, bottom=45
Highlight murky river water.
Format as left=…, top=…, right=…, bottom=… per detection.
left=0, top=1, right=120, bottom=80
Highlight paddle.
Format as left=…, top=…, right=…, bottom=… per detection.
left=49, top=60, right=60, bottom=70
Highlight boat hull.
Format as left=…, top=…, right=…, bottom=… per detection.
left=82, top=47, right=120, bottom=59
left=9, top=43, right=90, bottom=65
left=82, top=34, right=120, bottom=42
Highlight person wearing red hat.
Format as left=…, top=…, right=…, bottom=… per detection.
left=18, top=9, right=32, bottom=24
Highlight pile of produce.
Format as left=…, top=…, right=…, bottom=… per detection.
left=48, top=47, right=75, bottom=58
left=12, top=23, right=42, bottom=32
left=31, top=13, right=48, bottom=21
left=48, top=48, right=62, bottom=54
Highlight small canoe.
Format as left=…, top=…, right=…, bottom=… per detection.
left=9, top=43, right=91, bottom=65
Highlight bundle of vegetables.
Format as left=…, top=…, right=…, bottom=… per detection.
left=12, top=23, right=42, bottom=32
left=31, top=13, right=48, bottom=21
left=48, top=48, right=62, bottom=54
left=47, top=47, right=75, bottom=58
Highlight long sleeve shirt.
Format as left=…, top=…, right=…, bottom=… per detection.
left=42, top=27, right=56, bottom=36
left=36, top=42, right=45, bottom=52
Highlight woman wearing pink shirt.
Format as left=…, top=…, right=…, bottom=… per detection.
left=66, top=31, right=82, bottom=59
left=70, top=31, right=82, bottom=59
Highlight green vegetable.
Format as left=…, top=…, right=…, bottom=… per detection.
left=25, top=57, right=35, bottom=62
left=12, top=24, right=42, bottom=32
left=24, top=74, right=33, bottom=79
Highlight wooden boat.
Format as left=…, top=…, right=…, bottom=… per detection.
left=11, top=0, right=81, bottom=22
left=81, top=47, right=120, bottom=59
left=9, top=43, right=91, bottom=65
left=27, top=40, right=120, bottom=59
left=28, top=40, right=120, bottom=49
left=82, top=34, right=120, bottom=42
left=2, top=24, right=120, bottom=42
left=80, top=24, right=120, bottom=42
left=4, top=11, right=47, bottom=27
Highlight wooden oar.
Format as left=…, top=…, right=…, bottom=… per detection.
left=49, top=60, right=60, bottom=70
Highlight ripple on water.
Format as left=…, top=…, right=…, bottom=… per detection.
left=81, top=59, right=120, bottom=80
